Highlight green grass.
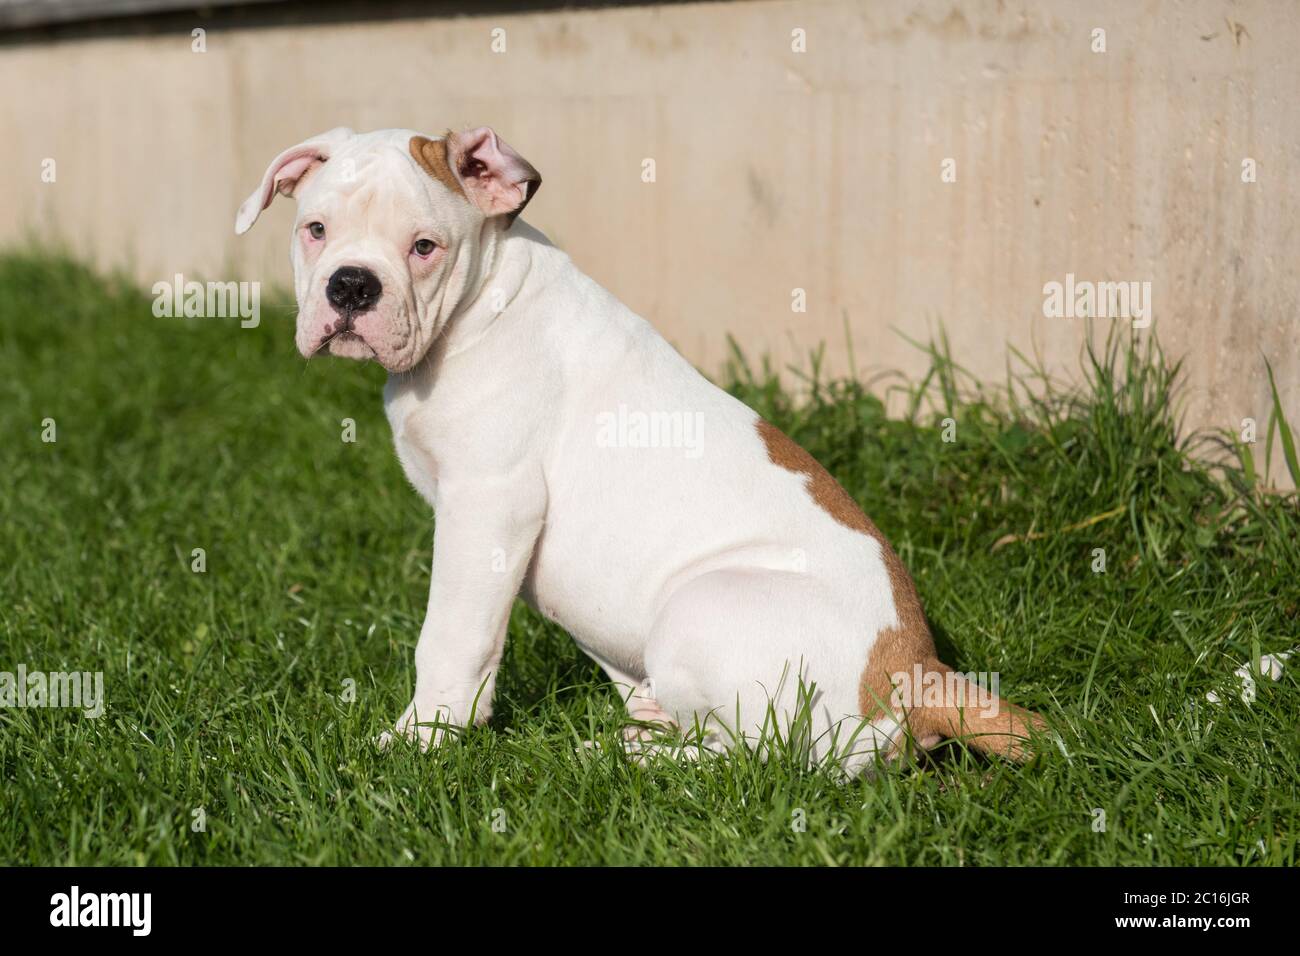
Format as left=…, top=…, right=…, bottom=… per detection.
left=1, top=249, right=1297, bottom=866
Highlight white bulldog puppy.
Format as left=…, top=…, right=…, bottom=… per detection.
left=236, top=126, right=1043, bottom=774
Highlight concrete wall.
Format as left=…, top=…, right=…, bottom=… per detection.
left=2, top=0, right=1297, bottom=481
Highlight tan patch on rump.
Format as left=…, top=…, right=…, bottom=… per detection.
left=755, top=418, right=1043, bottom=760
left=756, top=420, right=875, bottom=536
left=409, top=134, right=467, bottom=199
left=754, top=420, right=933, bottom=703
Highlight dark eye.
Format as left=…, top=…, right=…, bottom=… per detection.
left=413, top=239, right=436, bottom=257
left=307, top=222, right=325, bottom=240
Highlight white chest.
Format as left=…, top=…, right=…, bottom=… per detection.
left=383, top=380, right=440, bottom=506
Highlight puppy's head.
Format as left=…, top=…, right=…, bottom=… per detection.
left=235, top=126, right=540, bottom=372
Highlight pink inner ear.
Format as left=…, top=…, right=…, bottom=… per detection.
left=245, top=148, right=323, bottom=222
left=272, top=153, right=320, bottom=197
left=450, top=127, right=540, bottom=217
left=236, top=127, right=354, bottom=235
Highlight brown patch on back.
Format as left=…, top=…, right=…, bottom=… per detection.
left=755, top=418, right=1043, bottom=760
left=756, top=419, right=874, bottom=535
left=409, top=134, right=467, bottom=199
left=754, top=420, right=934, bottom=711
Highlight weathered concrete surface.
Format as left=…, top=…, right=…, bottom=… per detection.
left=2, top=1, right=1296, bottom=481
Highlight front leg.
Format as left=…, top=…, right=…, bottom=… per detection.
left=384, top=473, right=545, bottom=750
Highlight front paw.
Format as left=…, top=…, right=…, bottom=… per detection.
left=375, top=702, right=451, bottom=752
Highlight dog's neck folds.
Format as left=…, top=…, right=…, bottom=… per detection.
left=422, top=222, right=540, bottom=375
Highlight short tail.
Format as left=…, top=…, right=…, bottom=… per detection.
left=902, top=659, right=1046, bottom=762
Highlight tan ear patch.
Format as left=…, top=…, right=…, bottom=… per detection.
left=409, top=134, right=467, bottom=199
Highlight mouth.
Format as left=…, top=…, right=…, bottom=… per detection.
left=312, top=325, right=377, bottom=361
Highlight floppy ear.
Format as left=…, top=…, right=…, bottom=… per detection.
left=445, top=127, right=541, bottom=222
left=234, top=127, right=354, bottom=235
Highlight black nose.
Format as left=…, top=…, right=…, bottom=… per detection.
left=326, top=266, right=382, bottom=316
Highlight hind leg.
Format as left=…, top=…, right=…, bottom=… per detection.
left=618, top=676, right=676, bottom=731
left=609, top=671, right=684, bottom=757
left=574, top=655, right=691, bottom=763
left=643, top=568, right=894, bottom=772
left=579, top=651, right=676, bottom=731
